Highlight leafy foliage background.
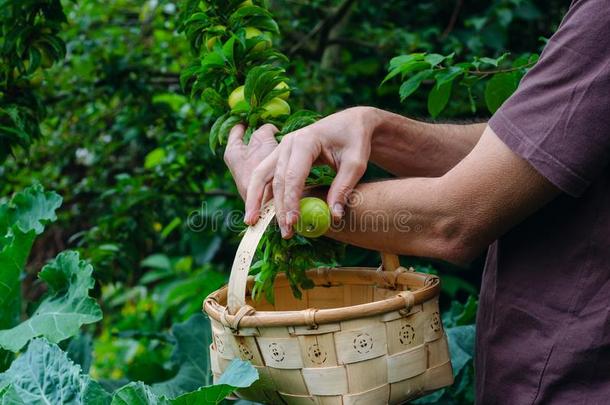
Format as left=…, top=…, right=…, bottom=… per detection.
left=0, top=0, right=567, bottom=403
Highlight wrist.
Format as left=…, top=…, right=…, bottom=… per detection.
left=370, top=109, right=409, bottom=153
left=355, top=106, right=385, bottom=139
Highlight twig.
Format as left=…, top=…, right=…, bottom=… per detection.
left=288, top=0, right=357, bottom=57
left=465, top=61, right=537, bottom=75
left=440, top=0, right=463, bottom=40
left=288, top=18, right=326, bottom=56
left=315, top=0, right=357, bottom=58
left=430, top=60, right=537, bottom=77
left=325, top=37, right=378, bottom=49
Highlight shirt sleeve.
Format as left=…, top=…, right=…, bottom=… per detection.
left=488, top=0, right=610, bottom=197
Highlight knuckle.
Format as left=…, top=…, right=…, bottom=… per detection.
left=285, top=188, right=298, bottom=205
left=292, top=135, right=308, bottom=148
left=334, top=182, right=352, bottom=195
left=251, top=167, right=264, bottom=182
left=284, top=168, right=299, bottom=183
left=281, top=133, right=295, bottom=144
left=223, top=149, right=233, bottom=165
left=259, top=123, right=278, bottom=134
left=345, top=158, right=367, bottom=174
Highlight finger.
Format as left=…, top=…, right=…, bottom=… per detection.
left=245, top=149, right=279, bottom=225
left=273, top=138, right=294, bottom=238
left=262, top=183, right=273, bottom=204
left=225, top=124, right=246, bottom=167
left=282, top=141, right=317, bottom=233
left=327, top=158, right=367, bottom=219
left=251, top=123, right=279, bottom=145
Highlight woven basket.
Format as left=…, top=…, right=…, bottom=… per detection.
left=203, top=202, right=453, bottom=404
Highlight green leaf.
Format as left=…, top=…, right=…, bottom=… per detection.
left=144, top=148, right=167, bottom=169
left=485, top=72, right=518, bottom=113
left=9, top=184, right=62, bottom=235
left=112, top=383, right=170, bottom=405
left=0, top=229, right=33, bottom=330
left=179, top=64, right=201, bottom=91
left=141, top=254, right=172, bottom=271
left=243, top=65, right=286, bottom=108
left=399, top=70, right=433, bottom=101
left=151, top=314, right=213, bottom=399
left=427, top=80, right=453, bottom=118
left=217, top=115, right=242, bottom=147
left=424, top=53, right=446, bottom=67
left=0, top=339, right=110, bottom=405
left=216, top=359, right=258, bottom=387
left=477, top=53, right=510, bottom=67
left=229, top=6, right=279, bottom=33
left=201, top=88, right=226, bottom=114
left=0, top=385, right=24, bottom=404
left=278, top=110, right=321, bottom=136
left=171, top=360, right=258, bottom=405
left=446, top=325, right=476, bottom=376
left=84, top=381, right=113, bottom=405
left=387, top=53, right=425, bottom=71
left=434, top=66, right=464, bottom=88
left=221, top=36, right=236, bottom=68
left=0, top=251, right=102, bottom=352
left=66, top=333, right=93, bottom=373
left=0, top=186, right=62, bottom=368
left=209, top=113, right=228, bottom=153
left=381, top=59, right=430, bottom=86
left=110, top=359, right=257, bottom=405
left=160, top=218, right=182, bottom=240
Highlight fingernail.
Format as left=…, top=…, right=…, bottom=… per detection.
left=280, top=226, right=288, bottom=238
left=244, top=210, right=251, bottom=225
left=332, top=203, right=344, bottom=218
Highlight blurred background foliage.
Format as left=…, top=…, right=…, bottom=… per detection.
left=1, top=0, right=567, bottom=402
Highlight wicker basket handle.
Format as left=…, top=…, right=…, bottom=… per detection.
left=227, top=200, right=402, bottom=314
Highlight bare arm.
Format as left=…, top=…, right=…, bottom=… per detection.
left=324, top=126, right=559, bottom=264
left=369, top=109, right=486, bottom=177
left=232, top=107, right=485, bottom=235
left=225, top=108, right=549, bottom=258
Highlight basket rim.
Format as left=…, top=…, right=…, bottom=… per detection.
left=203, top=267, right=440, bottom=329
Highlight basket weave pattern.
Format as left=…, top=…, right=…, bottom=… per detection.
left=204, top=202, right=453, bottom=404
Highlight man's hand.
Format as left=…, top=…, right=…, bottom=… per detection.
left=244, top=107, right=379, bottom=238
left=224, top=123, right=278, bottom=200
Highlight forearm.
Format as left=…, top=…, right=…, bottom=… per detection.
left=368, top=108, right=486, bottom=177
left=323, top=127, right=558, bottom=264
left=324, top=178, right=463, bottom=262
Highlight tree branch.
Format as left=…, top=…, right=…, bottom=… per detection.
left=440, top=0, right=463, bottom=40
left=288, top=0, right=357, bottom=57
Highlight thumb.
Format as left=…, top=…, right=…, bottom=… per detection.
left=327, top=159, right=367, bottom=219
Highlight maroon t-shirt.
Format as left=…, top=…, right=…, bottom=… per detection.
left=479, top=1, right=610, bottom=403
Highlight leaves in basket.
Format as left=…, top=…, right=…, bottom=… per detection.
left=250, top=227, right=344, bottom=303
